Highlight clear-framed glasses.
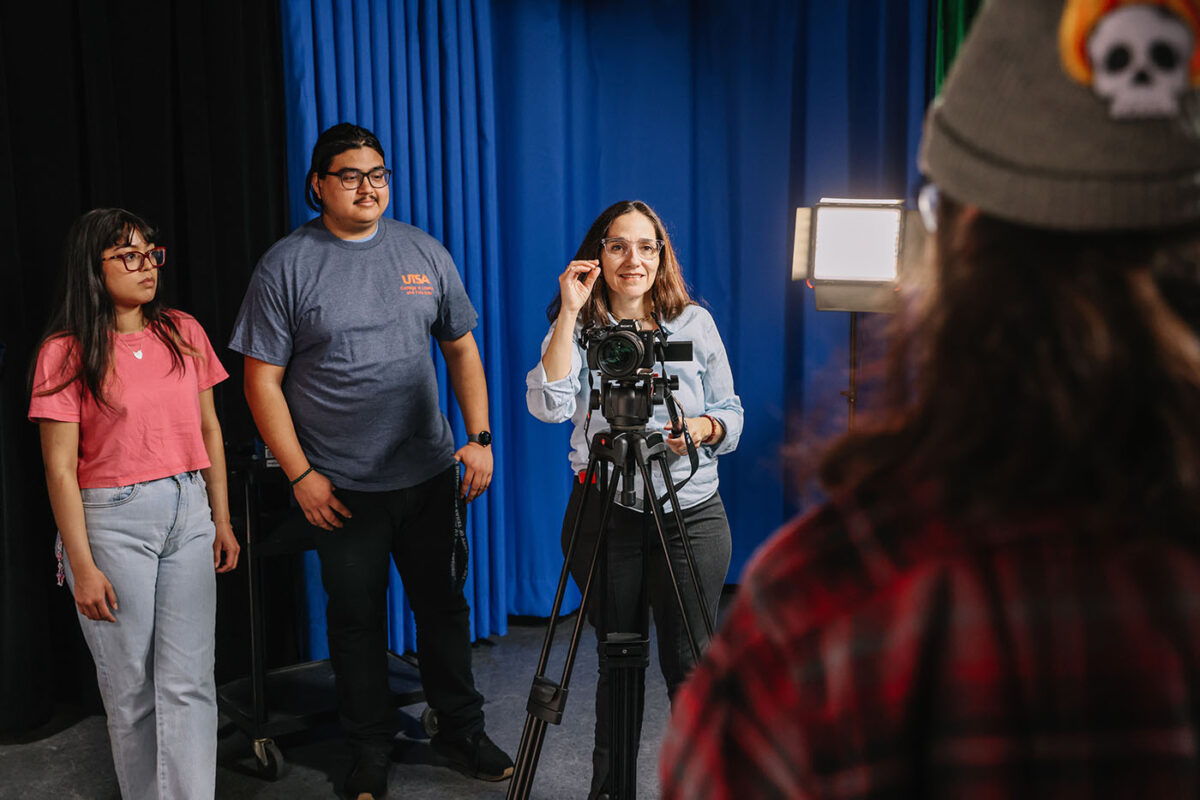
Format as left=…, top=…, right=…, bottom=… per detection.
left=105, top=247, right=167, bottom=272
left=599, top=237, right=664, bottom=259
left=917, top=181, right=940, bottom=234
left=322, top=167, right=392, bottom=190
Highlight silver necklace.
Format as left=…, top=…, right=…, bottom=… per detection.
left=119, top=326, right=147, bottom=360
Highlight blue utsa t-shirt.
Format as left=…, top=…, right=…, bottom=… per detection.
left=229, top=217, right=478, bottom=491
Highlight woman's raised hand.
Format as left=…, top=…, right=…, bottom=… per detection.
left=558, top=260, right=602, bottom=317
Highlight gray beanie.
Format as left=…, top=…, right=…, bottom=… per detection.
left=919, top=0, right=1200, bottom=231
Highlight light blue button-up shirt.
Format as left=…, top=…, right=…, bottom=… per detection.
left=526, top=304, right=743, bottom=510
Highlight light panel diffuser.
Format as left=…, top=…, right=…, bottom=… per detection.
left=811, top=205, right=902, bottom=283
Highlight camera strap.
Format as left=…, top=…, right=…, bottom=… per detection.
left=583, top=368, right=596, bottom=456
left=657, top=335, right=700, bottom=501
left=656, top=351, right=700, bottom=505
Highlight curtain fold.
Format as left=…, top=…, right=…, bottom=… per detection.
left=279, top=0, right=508, bottom=655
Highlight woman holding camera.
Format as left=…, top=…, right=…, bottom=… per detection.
left=29, top=208, right=238, bottom=799
left=526, top=199, right=743, bottom=799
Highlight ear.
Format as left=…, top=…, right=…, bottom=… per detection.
left=310, top=172, right=322, bottom=205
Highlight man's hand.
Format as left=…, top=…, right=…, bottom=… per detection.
left=213, top=521, right=241, bottom=572
left=454, top=442, right=493, bottom=503
left=73, top=563, right=118, bottom=622
left=294, top=469, right=353, bottom=530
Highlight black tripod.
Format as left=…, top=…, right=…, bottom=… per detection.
left=506, top=425, right=716, bottom=800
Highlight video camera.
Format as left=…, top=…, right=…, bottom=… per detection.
left=582, top=319, right=692, bottom=430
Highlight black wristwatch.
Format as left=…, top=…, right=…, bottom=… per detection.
left=467, top=431, right=492, bottom=447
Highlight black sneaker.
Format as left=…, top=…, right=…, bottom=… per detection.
left=431, top=729, right=514, bottom=781
left=346, top=750, right=389, bottom=799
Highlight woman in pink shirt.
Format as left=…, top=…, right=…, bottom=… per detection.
left=29, top=208, right=239, bottom=799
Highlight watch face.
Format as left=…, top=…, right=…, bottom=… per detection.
left=474, top=431, right=492, bottom=446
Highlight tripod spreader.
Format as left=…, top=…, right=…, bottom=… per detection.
left=526, top=676, right=569, bottom=725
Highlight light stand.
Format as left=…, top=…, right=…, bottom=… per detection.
left=847, top=309, right=860, bottom=429
left=792, top=198, right=924, bottom=428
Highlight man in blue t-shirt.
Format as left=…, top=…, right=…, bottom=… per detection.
left=229, top=123, right=510, bottom=799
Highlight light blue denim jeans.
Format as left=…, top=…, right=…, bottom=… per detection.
left=62, top=471, right=217, bottom=800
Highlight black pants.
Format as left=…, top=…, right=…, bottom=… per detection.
left=561, top=480, right=732, bottom=798
left=315, top=465, right=484, bottom=757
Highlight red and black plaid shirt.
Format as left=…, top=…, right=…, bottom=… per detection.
left=661, top=489, right=1200, bottom=799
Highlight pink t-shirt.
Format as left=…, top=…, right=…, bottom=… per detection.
left=28, top=312, right=229, bottom=489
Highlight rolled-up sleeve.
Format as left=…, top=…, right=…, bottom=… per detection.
left=525, top=322, right=585, bottom=423
left=700, top=316, right=743, bottom=457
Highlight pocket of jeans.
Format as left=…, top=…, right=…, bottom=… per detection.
left=80, top=483, right=141, bottom=508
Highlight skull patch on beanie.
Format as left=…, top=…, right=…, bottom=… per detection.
left=920, top=0, right=1200, bottom=231
left=1059, top=0, right=1200, bottom=119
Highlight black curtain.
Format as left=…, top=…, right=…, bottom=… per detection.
left=0, top=0, right=289, bottom=735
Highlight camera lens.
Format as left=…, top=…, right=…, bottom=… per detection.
left=596, top=334, right=642, bottom=378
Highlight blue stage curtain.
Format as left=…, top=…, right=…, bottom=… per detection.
left=279, top=0, right=507, bottom=656
left=278, top=0, right=931, bottom=638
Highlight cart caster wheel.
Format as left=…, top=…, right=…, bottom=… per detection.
left=252, top=738, right=286, bottom=780
left=421, top=707, right=439, bottom=738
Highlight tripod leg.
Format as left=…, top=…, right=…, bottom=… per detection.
left=650, top=453, right=716, bottom=640
left=506, top=457, right=623, bottom=800
left=562, top=472, right=623, bottom=687
left=605, top=632, right=648, bottom=800
left=633, top=456, right=707, bottom=665
left=602, top=502, right=655, bottom=800
left=507, top=715, right=548, bottom=800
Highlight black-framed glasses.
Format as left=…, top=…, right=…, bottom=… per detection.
left=105, top=247, right=167, bottom=272
left=321, top=167, right=392, bottom=190
left=599, top=238, right=664, bottom=259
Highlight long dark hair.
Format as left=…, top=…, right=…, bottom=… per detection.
left=546, top=200, right=695, bottom=327
left=31, top=208, right=191, bottom=410
left=819, top=194, right=1200, bottom=525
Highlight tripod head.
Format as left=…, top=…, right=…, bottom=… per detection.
left=589, top=375, right=676, bottom=431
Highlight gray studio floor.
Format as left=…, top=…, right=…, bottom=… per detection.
left=0, top=614, right=680, bottom=800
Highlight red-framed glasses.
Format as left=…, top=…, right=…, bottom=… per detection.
left=105, top=247, right=167, bottom=272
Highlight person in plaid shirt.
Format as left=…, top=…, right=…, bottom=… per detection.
left=661, top=0, right=1200, bottom=797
